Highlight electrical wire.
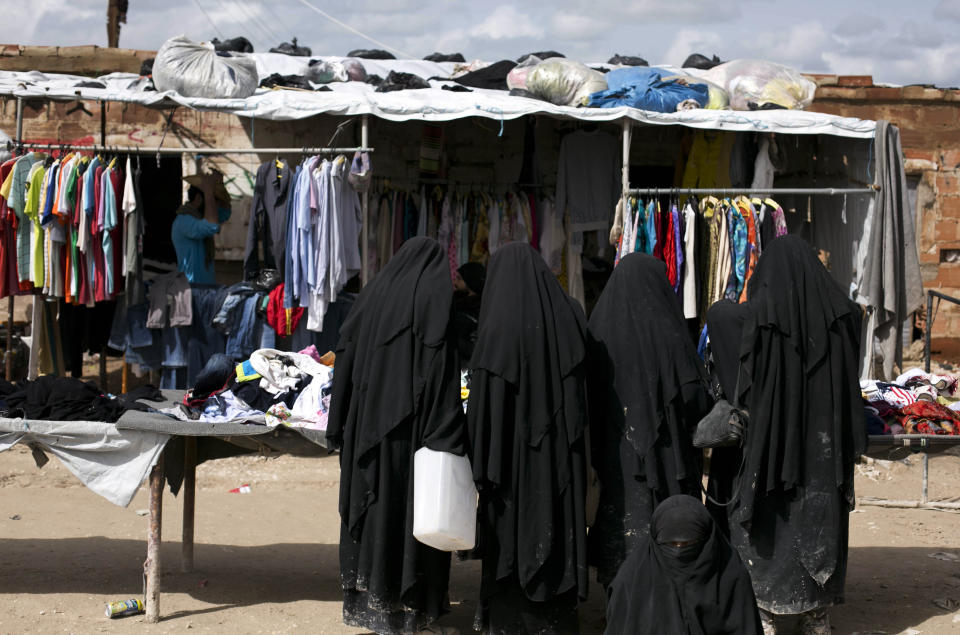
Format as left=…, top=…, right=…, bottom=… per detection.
left=291, top=0, right=412, bottom=58
left=227, top=0, right=279, bottom=49
left=235, top=0, right=283, bottom=45
left=191, top=0, right=225, bottom=39
left=254, top=0, right=297, bottom=41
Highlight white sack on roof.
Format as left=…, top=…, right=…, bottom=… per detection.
left=153, top=35, right=259, bottom=99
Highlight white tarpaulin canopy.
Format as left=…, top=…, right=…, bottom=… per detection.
left=0, top=53, right=877, bottom=138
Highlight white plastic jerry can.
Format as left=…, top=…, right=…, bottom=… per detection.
left=412, top=447, right=478, bottom=551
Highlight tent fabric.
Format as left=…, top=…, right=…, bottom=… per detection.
left=0, top=64, right=876, bottom=137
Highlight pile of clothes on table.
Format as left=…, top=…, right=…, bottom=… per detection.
left=0, top=376, right=164, bottom=423
left=161, top=345, right=334, bottom=430
left=862, top=368, right=960, bottom=435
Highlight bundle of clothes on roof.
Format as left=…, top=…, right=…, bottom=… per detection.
left=146, top=35, right=816, bottom=114
left=862, top=368, right=960, bottom=435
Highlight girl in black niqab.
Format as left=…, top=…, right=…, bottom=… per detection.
left=704, top=235, right=865, bottom=630
left=605, top=495, right=762, bottom=635
left=585, top=253, right=711, bottom=587
left=467, top=242, right=589, bottom=634
left=327, top=237, right=466, bottom=634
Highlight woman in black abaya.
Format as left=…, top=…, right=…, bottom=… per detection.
left=327, top=237, right=466, bottom=634
left=467, top=242, right=589, bottom=634
left=605, top=495, right=762, bottom=635
left=705, top=235, right=865, bottom=634
left=586, top=253, right=710, bottom=588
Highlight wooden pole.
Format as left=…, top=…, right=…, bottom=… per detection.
left=182, top=437, right=197, bottom=573
left=99, top=344, right=107, bottom=391
left=145, top=453, right=164, bottom=623
left=121, top=359, right=128, bottom=394
left=26, top=295, right=40, bottom=381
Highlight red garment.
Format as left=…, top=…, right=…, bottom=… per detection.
left=0, top=159, right=18, bottom=298
left=266, top=283, right=304, bottom=337
left=900, top=401, right=960, bottom=435
left=663, top=203, right=678, bottom=287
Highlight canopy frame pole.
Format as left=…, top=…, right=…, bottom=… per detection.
left=4, top=141, right=374, bottom=156
left=145, top=452, right=164, bottom=623
left=182, top=437, right=197, bottom=573
left=621, top=119, right=631, bottom=233
left=26, top=295, right=40, bottom=381
left=361, top=115, right=370, bottom=286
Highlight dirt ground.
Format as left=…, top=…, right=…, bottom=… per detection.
left=0, top=445, right=959, bottom=635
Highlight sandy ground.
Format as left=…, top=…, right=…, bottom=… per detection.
left=0, top=445, right=960, bottom=635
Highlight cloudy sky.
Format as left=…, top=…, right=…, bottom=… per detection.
left=9, top=0, right=960, bottom=87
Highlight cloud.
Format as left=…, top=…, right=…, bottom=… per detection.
left=832, top=13, right=884, bottom=36
left=662, top=29, right=725, bottom=67
left=469, top=5, right=544, bottom=41
left=934, top=0, right=960, bottom=21
left=550, top=14, right=609, bottom=40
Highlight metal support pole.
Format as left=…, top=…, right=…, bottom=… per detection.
left=361, top=115, right=370, bottom=287
left=620, top=118, right=631, bottom=237
left=145, top=452, right=164, bottom=623
left=5, top=297, right=13, bottom=381
left=924, top=291, right=933, bottom=373
left=182, top=437, right=197, bottom=573
left=26, top=295, right=40, bottom=381
left=922, top=453, right=929, bottom=505
left=627, top=186, right=878, bottom=196
left=99, top=101, right=106, bottom=147
left=99, top=344, right=107, bottom=390
left=4, top=141, right=374, bottom=156
left=15, top=97, right=24, bottom=152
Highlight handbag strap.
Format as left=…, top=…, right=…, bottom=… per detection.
left=701, top=441, right=747, bottom=508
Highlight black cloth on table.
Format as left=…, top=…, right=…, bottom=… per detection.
left=452, top=60, right=517, bottom=90
left=259, top=73, right=314, bottom=90
left=585, top=253, right=710, bottom=587
left=375, top=71, right=430, bottom=93
left=466, top=242, right=588, bottom=632
left=605, top=495, right=763, bottom=635
left=441, top=84, right=472, bottom=92
left=327, top=236, right=465, bottom=634
left=2, top=376, right=128, bottom=423
left=705, top=235, right=866, bottom=614
left=424, top=52, right=466, bottom=63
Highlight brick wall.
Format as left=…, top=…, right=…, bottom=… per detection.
left=808, top=75, right=960, bottom=347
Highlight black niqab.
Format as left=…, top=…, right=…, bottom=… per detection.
left=585, top=253, right=710, bottom=586
left=605, top=495, right=762, bottom=635
left=467, top=242, right=589, bottom=631
left=706, top=235, right=865, bottom=613
left=327, top=236, right=466, bottom=634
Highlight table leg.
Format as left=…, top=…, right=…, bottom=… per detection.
left=145, top=453, right=164, bottom=623
left=182, top=437, right=197, bottom=573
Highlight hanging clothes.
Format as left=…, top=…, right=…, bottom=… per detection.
left=586, top=254, right=710, bottom=587
left=466, top=242, right=588, bottom=633
left=706, top=235, right=865, bottom=617
left=244, top=159, right=292, bottom=279
left=327, top=237, right=465, bottom=635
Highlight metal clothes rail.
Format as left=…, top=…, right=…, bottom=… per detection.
left=5, top=141, right=375, bottom=155
left=626, top=186, right=879, bottom=196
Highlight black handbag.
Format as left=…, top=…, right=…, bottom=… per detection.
left=693, top=368, right=747, bottom=449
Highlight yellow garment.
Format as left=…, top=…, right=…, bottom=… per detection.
left=25, top=165, right=46, bottom=287
left=0, top=164, right=15, bottom=200
left=681, top=131, right=734, bottom=191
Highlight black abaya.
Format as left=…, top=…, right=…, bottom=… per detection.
left=605, top=495, right=762, bottom=635
left=705, top=235, right=865, bottom=615
left=585, top=253, right=710, bottom=587
left=327, top=237, right=466, bottom=634
left=467, top=242, right=589, bottom=634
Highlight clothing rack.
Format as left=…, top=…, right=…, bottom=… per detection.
left=626, top=186, right=879, bottom=196
left=6, top=141, right=375, bottom=156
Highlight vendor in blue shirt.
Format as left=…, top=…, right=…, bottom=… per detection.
left=171, top=172, right=232, bottom=284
